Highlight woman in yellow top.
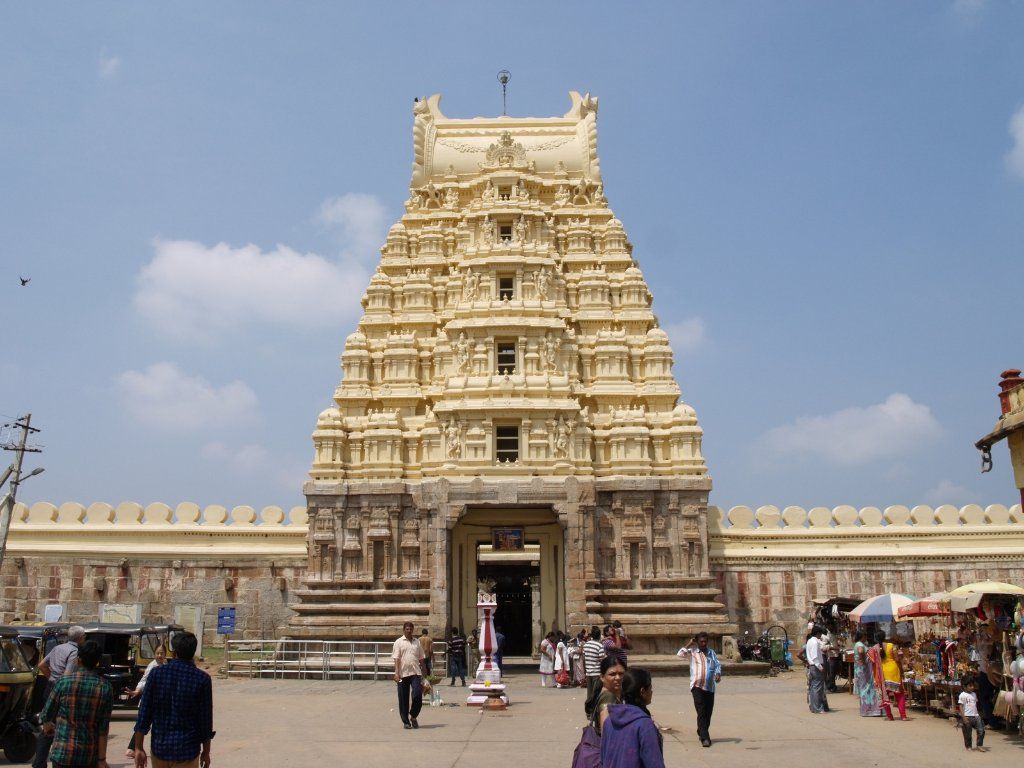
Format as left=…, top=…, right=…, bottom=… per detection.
left=878, top=634, right=907, bottom=721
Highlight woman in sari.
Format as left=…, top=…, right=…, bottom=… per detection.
left=852, top=629, right=881, bottom=716
left=868, top=632, right=891, bottom=718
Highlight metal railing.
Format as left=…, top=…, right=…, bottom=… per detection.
left=225, top=639, right=448, bottom=680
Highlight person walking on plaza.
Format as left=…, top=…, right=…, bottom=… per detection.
left=570, top=630, right=587, bottom=687
left=126, top=643, right=168, bottom=758
left=852, top=629, right=882, bottom=717
left=599, top=668, right=665, bottom=768
left=392, top=622, right=426, bottom=730
left=612, top=620, right=630, bottom=652
left=539, top=632, right=556, bottom=687
left=585, top=656, right=626, bottom=735
left=958, top=678, right=987, bottom=751
left=583, top=626, right=607, bottom=701
left=419, top=628, right=434, bottom=676
left=878, top=634, right=907, bottom=721
left=603, top=624, right=627, bottom=667
left=133, top=631, right=213, bottom=768
left=447, top=627, right=467, bottom=686
left=553, top=632, right=570, bottom=688
left=804, top=626, right=829, bottom=714
left=39, top=640, right=113, bottom=768
left=33, top=624, right=86, bottom=768
left=676, top=631, right=722, bottom=747
left=468, top=628, right=480, bottom=672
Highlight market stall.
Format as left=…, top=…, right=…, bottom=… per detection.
left=811, top=598, right=861, bottom=691
left=893, top=581, right=1024, bottom=727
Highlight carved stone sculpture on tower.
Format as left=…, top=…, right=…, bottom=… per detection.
left=534, top=267, right=551, bottom=300
left=513, top=215, right=528, bottom=244
left=454, top=332, right=471, bottom=374
left=444, top=419, right=463, bottom=459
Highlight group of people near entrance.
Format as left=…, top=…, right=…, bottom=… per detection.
left=806, top=625, right=988, bottom=752
left=393, top=619, right=723, bottom=766
left=539, top=621, right=628, bottom=689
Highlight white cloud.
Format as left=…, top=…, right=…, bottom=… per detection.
left=924, top=479, right=976, bottom=506
left=951, top=0, right=987, bottom=21
left=664, top=317, right=707, bottom=355
left=1006, top=105, right=1024, bottom=179
left=202, top=441, right=308, bottom=492
left=98, top=51, right=120, bottom=78
left=318, top=193, right=389, bottom=262
left=133, top=193, right=386, bottom=342
left=759, top=393, right=942, bottom=466
left=115, top=362, right=258, bottom=432
left=202, top=441, right=271, bottom=474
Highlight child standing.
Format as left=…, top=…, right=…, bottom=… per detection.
left=958, top=680, right=986, bottom=751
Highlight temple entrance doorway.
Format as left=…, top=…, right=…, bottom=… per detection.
left=449, top=507, right=564, bottom=658
left=475, top=560, right=538, bottom=656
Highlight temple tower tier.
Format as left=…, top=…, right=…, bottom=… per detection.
left=287, top=92, right=736, bottom=652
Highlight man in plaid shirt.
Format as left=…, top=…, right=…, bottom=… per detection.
left=134, top=632, right=213, bottom=768
left=39, top=640, right=113, bottom=768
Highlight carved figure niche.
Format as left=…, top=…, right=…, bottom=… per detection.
left=367, top=508, right=392, bottom=585
left=312, top=509, right=337, bottom=581
left=597, top=513, right=617, bottom=578
left=342, top=512, right=363, bottom=578
left=652, top=511, right=672, bottom=576
left=400, top=515, right=421, bottom=576
left=620, top=507, right=649, bottom=586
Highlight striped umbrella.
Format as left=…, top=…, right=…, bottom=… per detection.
left=849, top=593, right=916, bottom=624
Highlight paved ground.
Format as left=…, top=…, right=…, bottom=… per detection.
left=98, top=671, right=1023, bottom=768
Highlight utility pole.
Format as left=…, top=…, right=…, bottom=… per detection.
left=0, top=414, right=42, bottom=571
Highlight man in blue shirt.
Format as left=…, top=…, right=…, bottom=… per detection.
left=134, top=631, right=213, bottom=768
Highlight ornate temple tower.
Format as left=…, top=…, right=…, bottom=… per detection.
left=288, top=93, right=735, bottom=652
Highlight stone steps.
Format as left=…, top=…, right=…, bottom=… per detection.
left=586, top=601, right=727, bottom=613
left=291, top=601, right=429, bottom=615
left=291, top=589, right=431, bottom=602
left=587, top=587, right=722, bottom=599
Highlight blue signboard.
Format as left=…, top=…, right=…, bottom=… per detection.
left=216, top=606, right=236, bottom=635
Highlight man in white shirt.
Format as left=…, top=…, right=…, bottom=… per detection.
left=677, top=631, right=723, bottom=748
left=392, top=621, right=426, bottom=729
left=804, top=626, right=828, bottom=714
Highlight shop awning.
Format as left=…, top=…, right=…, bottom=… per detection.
left=975, top=409, right=1024, bottom=452
left=947, top=581, right=1024, bottom=612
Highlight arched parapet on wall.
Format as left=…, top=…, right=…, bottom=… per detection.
left=707, top=503, right=1024, bottom=565
left=710, top=503, right=1023, bottom=532
left=7, top=502, right=310, bottom=558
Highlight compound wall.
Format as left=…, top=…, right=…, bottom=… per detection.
left=2, top=500, right=1022, bottom=649
left=708, top=503, right=1024, bottom=639
left=0, top=502, right=308, bottom=648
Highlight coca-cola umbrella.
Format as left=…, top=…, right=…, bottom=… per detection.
left=848, top=593, right=916, bottom=624
left=896, top=592, right=951, bottom=619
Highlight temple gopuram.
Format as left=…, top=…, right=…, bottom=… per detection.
left=288, top=92, right=736, bottom=653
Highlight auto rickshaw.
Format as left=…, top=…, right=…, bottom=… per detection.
left=82, top=623, right=184, bottom=709
left=0, top=628, right=38, bottom=763
left=0, top=624, right=70, bottom=721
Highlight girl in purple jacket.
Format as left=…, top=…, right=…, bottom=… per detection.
left=599, top=668, right=665, bottom=768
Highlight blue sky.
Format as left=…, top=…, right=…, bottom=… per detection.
left=2, top=1, right=1022, bottom=511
